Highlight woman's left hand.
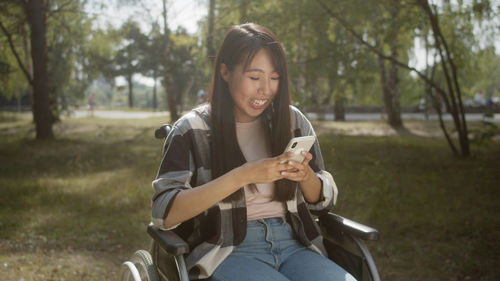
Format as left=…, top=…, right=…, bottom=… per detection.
left=281, top=151, right=314, bottom=183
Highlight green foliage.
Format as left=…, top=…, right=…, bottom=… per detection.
left=84, top=80, right=167, bottom=109
left=418, top=1, right=500, bottom=101
left=166, top=27, right=204, bottom=107
left=47, top=0, right=97, bottom=109
left=86, top=26, right=121, bottom=85
left=1, top=0, right=499, bottom=116
left=0, top=2, right=29, bottom=99
left=114, top=19, right=148, bottom=79
left=460, top=46, right=500, bottom=99
left=0, top=0, right=104, bottom=114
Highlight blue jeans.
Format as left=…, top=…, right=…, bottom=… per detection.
left=209, top=217, right=356, bottom=281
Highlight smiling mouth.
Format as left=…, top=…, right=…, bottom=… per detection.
left=251, top=99, right=267, bottom=107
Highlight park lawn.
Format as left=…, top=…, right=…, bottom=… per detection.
left=0, top=115, right=499, bottom=281
left=321, top=132, right=500, bottom=281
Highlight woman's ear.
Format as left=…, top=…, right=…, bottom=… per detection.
left=220, top=63, right=230, bottom=82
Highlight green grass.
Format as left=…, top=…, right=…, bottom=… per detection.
left=0, top=115, right=499, bottom=280
left=320, top=134, right=500, bottom=281
left=0, top=116, right=167, bottom=280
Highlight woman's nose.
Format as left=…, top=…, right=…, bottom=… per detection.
left=259, top=79, right=271, bottom=96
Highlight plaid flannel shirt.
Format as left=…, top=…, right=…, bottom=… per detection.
left=151, top=104, right=338, bottom=279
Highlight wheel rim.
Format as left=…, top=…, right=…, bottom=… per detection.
left=134, top=262, right=150, bottom=281
left=120, top=261, right=142, bottom=281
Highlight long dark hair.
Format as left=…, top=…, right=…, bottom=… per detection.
left=208, top=23, right=295, bottom=202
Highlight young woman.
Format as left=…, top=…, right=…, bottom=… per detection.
left=152, top=23, right=355, bottom=281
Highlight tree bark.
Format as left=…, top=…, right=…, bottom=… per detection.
left=207, top=0, right=216, bottom=65
left=25, top=0, right=54, bottom=139
left=23, top=22, right=34, bottom=114
left=179, top=76, right=195, bottom=113
left=376, top=4, right=403, bottom=130
left=152, top=70, right=157, bottom=110
left=127, top=74, right=134, bottom=108
left=387, top=36, right=403, bottom=129
left=239, top=0, right=248, bottom=22
left=164, top=75, right=179, bottom=120
left=376, top=42, right=400, bottom=126
left=162, top=0, right=179, bottom=122
left=334, top=97, right=345, bottom=121
left=327, top=75, right=345, bottom=121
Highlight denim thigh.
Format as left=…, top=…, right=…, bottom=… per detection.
left=279, top=247, right=357, bottom=281
left=208, top=217, right=354, bottom=281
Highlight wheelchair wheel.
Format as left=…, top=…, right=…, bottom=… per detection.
left=120, top=250, right=160, bottom=281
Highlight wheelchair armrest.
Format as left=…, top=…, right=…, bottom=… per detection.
left=155, top=124, right=172, bottom=139
left=147, top=223, right=190, bottom=256
left=319, top=212, right=379, bottom=241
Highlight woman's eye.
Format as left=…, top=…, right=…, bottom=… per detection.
left=271, top=77, right=280, bottom=81
left=250, top=77, right=259, bottom=81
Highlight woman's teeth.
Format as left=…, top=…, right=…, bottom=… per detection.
left=252, top=99, right=267, bottom=106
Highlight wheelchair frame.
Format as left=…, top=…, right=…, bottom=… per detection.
left=120, top=124, right=381, bottom=281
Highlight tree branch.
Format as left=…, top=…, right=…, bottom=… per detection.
left=432, top=93, right=460, bottom=156
left=47, top=0, right=74, bottom=16
left=418, top=0, right=469, bottom=156
left=427, top=2, right=468, bottom=136
left=0, top=19, right=33, bottom=85
left=313, top=0, right=449, bottom=98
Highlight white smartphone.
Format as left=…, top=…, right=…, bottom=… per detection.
left=280, top=135, right=316, bottom=164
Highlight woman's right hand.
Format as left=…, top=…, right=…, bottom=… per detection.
left=239, top=152, right=293, bottom=185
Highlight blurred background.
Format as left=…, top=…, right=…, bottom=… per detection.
left=1, top=0, right=499, bottom=280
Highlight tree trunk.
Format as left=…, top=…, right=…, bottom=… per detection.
left=423, top=30, right=431, bottom=120
left=379, top=56, right=403, bottom=129
left=377, top=4, right=404, bottom=130
left=375, top=38, right=403, bottom=128
left=239, top=0, right=248, bottom=22
left=162, top=0, right=179, bottom=122
left=387, top=38, right=403, bottom=129
left=25, top=0, right=54, bottom=139
left=294, top=21, right=308, bottom=107
left=377, top=54, right=389, bottom=116
left=152, top=70, right=157, bottom=110
left=334, top=97, right=345, bottom=121
left=22, top=22, right=34, bottom=114
left=327, top=75, right=345, bottom=121
left=207, top=0, right=216, bottom=65
left=352, top=80, right=358, bottom=105
left=164, top=76, right=179, bottom=121
left=179, top=76, right=195, bottom=113
left=127, top=74, right=134, bottom=108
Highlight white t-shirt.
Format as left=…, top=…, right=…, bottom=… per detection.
left=235, top=118, right=286, bottom=220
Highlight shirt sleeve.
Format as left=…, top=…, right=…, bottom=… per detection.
left=151, top=124, right=196, bottom=230
left=293, top=107, right=338, bottom=212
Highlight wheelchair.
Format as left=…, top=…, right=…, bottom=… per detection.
left=120, top=124, right=381, bottom=281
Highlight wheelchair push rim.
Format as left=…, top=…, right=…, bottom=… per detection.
left=120, top=250, right=160, bottom=281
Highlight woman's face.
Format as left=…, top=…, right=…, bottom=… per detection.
left=221, top=49, right=280, bottom=123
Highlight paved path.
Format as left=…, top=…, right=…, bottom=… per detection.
left=71, top=110, right=169, bottom=119
left=70, top=109, right=500, bottom=122
left=306, top=112, right=500, bottom=122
